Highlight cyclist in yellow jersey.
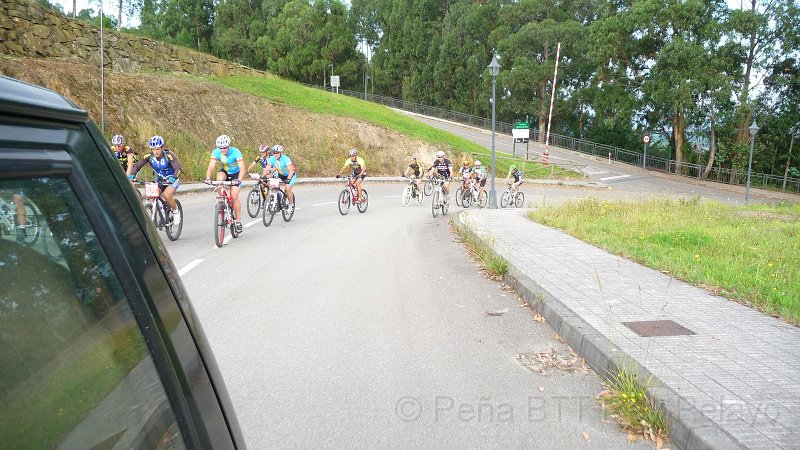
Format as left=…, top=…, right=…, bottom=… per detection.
left=336, top=148, right=366, bottom=203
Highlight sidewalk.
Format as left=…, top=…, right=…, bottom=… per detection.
left=455, top=209, right=800, bottom=450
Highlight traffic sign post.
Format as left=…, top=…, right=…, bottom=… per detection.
left=512, top=121, right=530, bottom=158
left=642, top=134, right=651, bottom=168
left=330, top=75, right=340, bottom=94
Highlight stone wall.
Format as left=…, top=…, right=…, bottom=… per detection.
left=0, top=0, right=263, bottom=77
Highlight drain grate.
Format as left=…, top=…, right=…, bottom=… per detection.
left=623, top=320, right=696, bottom=337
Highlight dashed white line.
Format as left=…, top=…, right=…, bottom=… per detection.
left=178, top=259, right=204, bottom=276
left=310, top=201, right=336, bottom=207
left=245, top=220, right=260, bottom=228
left=599, top=174, right=631, bottom=181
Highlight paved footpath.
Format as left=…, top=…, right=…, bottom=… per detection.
left=455, top=209, right=800, bottom=450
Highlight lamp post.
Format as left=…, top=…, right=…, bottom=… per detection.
left=327, top=63, right=333, bottom=92
left=364, top=73, right=371, bottom=100
left=745, top=119, right=759, bottom=204
left=488, top=55, right=501, bottom=208
left=783, top=125, right=797, bottom=191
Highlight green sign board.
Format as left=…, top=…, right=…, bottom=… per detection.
left=514, top=121, right=530, bottom=129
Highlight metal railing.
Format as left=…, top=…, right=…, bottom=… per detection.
left=305, top=83, right=800, bottom=194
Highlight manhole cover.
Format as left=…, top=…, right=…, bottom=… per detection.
left=622, top=320, right=696, bottom=337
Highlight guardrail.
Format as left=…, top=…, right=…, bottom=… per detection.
left=305, top=83, right=800, bottom=194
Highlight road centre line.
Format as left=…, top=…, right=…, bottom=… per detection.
left=178, top=259, right=204, bottom=276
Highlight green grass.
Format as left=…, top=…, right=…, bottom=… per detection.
left=528, top=197, right=800, bottom=323
left=454, top=221, right=509, bottom=278
left=0, top=323, right=148, bottom=449
left=600, top=368, right=668, bottom=442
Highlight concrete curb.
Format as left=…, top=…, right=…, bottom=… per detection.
left=452, top=211, right=743, bottom=450
left=168, top=177, right=606, bottom=195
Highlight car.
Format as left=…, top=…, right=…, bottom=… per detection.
left=0, top=75, right=245, bottom=449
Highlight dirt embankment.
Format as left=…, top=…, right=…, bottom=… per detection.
left=0, top=56, right=439, bottom=178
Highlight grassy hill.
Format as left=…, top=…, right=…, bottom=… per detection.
left=0, top=56, right=579, bottom=180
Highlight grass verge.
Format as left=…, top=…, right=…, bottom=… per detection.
left=599, top=368, right=668, bottom=445
left=528, top=197, right=800, bottom=323
left=453, top=217, right=508, bottom=279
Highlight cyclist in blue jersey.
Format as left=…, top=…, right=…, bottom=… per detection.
left=266, top=144, right=297, bottom=207
left=129, top=135, right=183, bottom=225
left=247, top=144, right=273, bottom=177
left=204, top=134, right=246, bottom=232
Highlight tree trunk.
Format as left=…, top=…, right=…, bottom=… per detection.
left=578, top=104, right=585, bottom=139
left=703, top=93, right=716, bottom=179
left=673, top=112, right=685, bottom=174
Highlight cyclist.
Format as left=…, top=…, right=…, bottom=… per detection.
left=336, top=148, right=367, bottom=204
left=458, top=159, right=473, bottom=190
left=129, top=135, right=183, bottom=225
left=266, top=144, right=297, bottom=208
left=205, top=134, right=246, bottom=233
left=506, top=164, right=524, bottom=192
left=110, top=134, right=138, bottom=175
left=402, top=156, right=424, bottom=195
left=471, top=160, right=488, bottom=199
left=247, top=144, right=273, bottom=177
left=426, top=150, right=452, bottom=200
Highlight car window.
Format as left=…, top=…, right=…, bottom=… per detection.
left=0, top=177, right=186, bottom=450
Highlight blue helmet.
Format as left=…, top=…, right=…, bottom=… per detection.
left=148, top=135, right=164, bottom=148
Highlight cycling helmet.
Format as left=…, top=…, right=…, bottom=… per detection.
left=475, top=160, right=482, bottom=166
left=410, top=156, right=417, bottom=161
left=510, top=164, right=517, bottom=170
left=111, top=134, right=124, bottom=146
left=258, top=144, right=270, bottom=153
left=462, top=160, right=469, bottom=166
left=148, top=135, right=164, bottom=148
left=349, top=148, right=357, bottom=157
left=216, top=134, right=231, bottom=148
left=273, top=144, right=284, bottom=154
left=436, top=150, right=445, bottom=158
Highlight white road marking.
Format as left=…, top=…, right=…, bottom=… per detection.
left=178, top=259, right=203, bottom=276
left=310, top=201, right=336, bottom=207
left=245, top=220, right=260, bottom=228
left=598, top=174, right=631, bottom=181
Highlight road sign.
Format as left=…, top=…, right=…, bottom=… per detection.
left=330, top=76, right=340, bottom=88
left=512, top=128, right=529, bottom=143
left=514, top=121, right=530, bottom=129
left=643, top=134, right=651, bottom=144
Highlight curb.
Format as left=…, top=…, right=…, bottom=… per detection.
left=452, top=211, right=743, bottom=450
left=169, top=177, right=606, bottom=195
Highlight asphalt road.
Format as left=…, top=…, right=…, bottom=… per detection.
left=168, top=184, right=650, bottom=448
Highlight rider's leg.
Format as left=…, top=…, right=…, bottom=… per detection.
left=355, top=177, right=363, bottom=202
left=231, top=185, right=241, bottom=221
left=12, top=193, right=25, bottom=227
left=162, top=185, right=177, bottom=210
left=286, top=175, right=296, bottom=203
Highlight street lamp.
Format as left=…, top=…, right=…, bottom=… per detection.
left=745, top=119, right=759, bottom=204
left=488, top=54, right=501, bottom=208
left=364, top=73, right=371, bottom=100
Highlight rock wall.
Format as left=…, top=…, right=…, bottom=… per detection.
left=0, top=0, right=263, bottom=77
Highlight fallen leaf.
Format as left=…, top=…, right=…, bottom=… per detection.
left=597, top=389, right=612, bottom=398
left=656, top=436, right=664, bottom=449
left=627, top=434, right=640, bottom=442
left=582, top=432, right=589, bottom=441
left=538, top=386, right=545, bottom=392
left=554, top=333, right=564, bottom=343
left=533, top=313, right=546, bottom=323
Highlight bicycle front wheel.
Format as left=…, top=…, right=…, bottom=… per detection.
left=214, top=202, right=225, bottom=248
left=423, top=179, right=433, bottom=196
left=462, top=189, right=472, bottom=208
left=246, top=187, right=261, bottom=218
left=338, top=190, right=350, bottom=215
left=431, top=191, right=439, bottom=218
left=263, top=194, right=276, bottom=226
left=357, top=189, right=368, bottom=213
left=478, top=190, right=488, bottom=208
left=455, top=187, right=463, bottom=206
left=165, top=199, right=183, bottom=241
left=402, top=185, right=412, bottom=207
left=500, top=191, right=510, bottom=208
left=415, top=185, right=424, bottom=205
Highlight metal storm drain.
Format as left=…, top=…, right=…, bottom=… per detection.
left=622, top=320, right=696, bottom=337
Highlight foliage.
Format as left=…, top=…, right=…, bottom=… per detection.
left=599, top=368, right=668, bottom=443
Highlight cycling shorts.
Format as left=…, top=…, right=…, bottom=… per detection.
left=278, top=173, right=298, bottom=187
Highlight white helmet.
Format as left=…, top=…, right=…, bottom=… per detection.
left=349, top=148, right=357, bottom=157
left=111, top=134, right=124, bottom=146
left=475, top=160, right=482, bottom=166
left=216, top=134, right=231, bottom=148
left=436, top=150, right=445, bottom=158
left=273, top=144, right=284, bottom=153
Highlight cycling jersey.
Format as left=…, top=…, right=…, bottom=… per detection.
left=253, top=155, right=269, bottom=169
left=112, top=145, right=137, bottom=170
left=344, top=157, right=366, bottom=175
left=211, top=147, right=244, bottom=174
left=473, top=166, right=487, bottom=180
left=408, top=162, right=422, bottom=177
left=268, top=154, right=294, bottom=176
left=431, top=158, right=452, bottom=178
left=459, top=166, right=472, bottom=178
left=130, top=149, right=182, bottom=188
left=509, top=169, right=523, bottom=182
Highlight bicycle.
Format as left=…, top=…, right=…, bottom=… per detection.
left=500, top=183, right=525, bottom=208
left=204, top=180, right=241, bottom=247
left=430, top=176, right=449, bottom=218
left=262, top=176, right=295, bottom=226
left=134, top=178, right=183, bottom=241
left=246, top=173, right=268, bottom=218
left=401, top=176, right=424, bottom=206
left=461, top=178, right=488, bottom=208
left=337, top=175, right=368, bottom=215
left=423, top=177, right=434, bottom=197
left=454, top=177, right=470, bottom=207
left=0, top=193, right=41, bottom=245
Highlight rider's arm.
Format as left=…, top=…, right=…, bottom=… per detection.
left=287, top=163, right=296, bottom=179
left=204, top=157, right=218, bottom=180
left=169, top=152, right=183, bottom=177
left=359, top=158, right=367, bottom=175
left=337, top=159, right=349, bottom=176
left=129, top=157, right=149, bottom=178
left=247, top=161, right=256, bottom=172
left=126, top=152, right=135, bottom=176
left=236, top=158, right=246, bottom=181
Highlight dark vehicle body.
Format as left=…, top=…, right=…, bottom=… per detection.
left=0, top=75, right=245, bottom=449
